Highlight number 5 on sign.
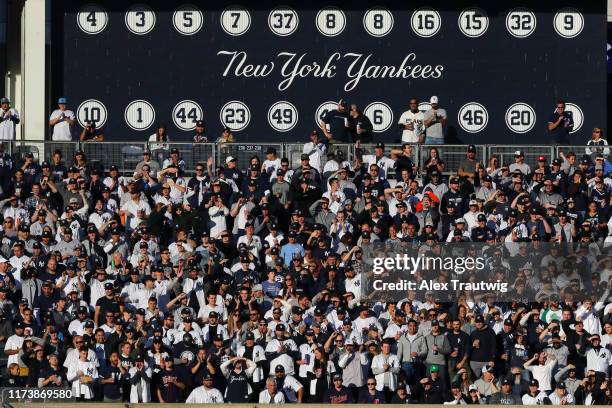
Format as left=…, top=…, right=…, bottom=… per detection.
left=458, top=103, right=488, bottom=133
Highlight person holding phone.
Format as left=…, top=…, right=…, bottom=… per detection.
left=548, top=100, right=574, bottom=145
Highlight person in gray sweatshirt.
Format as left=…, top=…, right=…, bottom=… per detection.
left=338, top=338, right=369, bottom=400
left=424, top=319, right=451, bottom=394
left=396, top=319, right=428, bottom=384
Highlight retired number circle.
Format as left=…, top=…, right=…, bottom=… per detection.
left=220, top=101, right=250, bottom=131
left=363, top=8, right=394, bottom=37
left=125, top=100, right=155, bottom=131
left=458, top=7, right=489, bottom=38
left=220, top=7, right=251, bottom=36
left=125, top=4, right=156, bottom=35
left=315, top=101, right=339, bottom=130
left=505, top=103, right=536, bottom=134
left=77, top=99, right=108, bottom=128
left=316, top=8, right=347, bottom=37
left=268, top=7, right=299, bottom=36
left=173, top=5, right=204, bottom=35
left=458, top=102, right=488, bottom=133
left=564, top=103, right=584, bottom=134
left=364, top=102, right=393, bottom=133
left=172, top=100, right=203, bottom=131
left=268, top=101, right=298, bottom=132
left=77, top=4, right=108, bottom=34
left=506, top=8, right=536, bottom=38
left=553, top=8, right=584, bottom=38
left=411, top=8, right=441, bottom=38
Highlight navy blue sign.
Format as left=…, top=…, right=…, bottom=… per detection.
left=51, top=0, right=606, bottom=144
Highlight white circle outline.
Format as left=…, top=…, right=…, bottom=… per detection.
left=172, top=4, right=204, bottom=36
left=362, top=7, right=394, bottom=38
left=410, top=8, right=442, bottom=38
left=125, top=4, right=156, bottom=35
left=267, top=7, right=299, bottom=37
left=220, top=6, right=252, bottom=36
left=457, top=7, right=489, bottom=38
left=315, top=7, right=347, bottom=37
left=124, top=99, right=156, bottom=131
left=77, top=3, right=108, bottom=35
left=457, top=102, right=489, bottom=133
left=505, top=102, right=537, bottom=134
left=267, top=101, right=299, bottom=132
left=76, top=99, right=108, bottom=128
left=553, top=7, right=584, bottom=39
left=364, top=101, right=394, bottom=133
left=219, top=100, right=251, bottom=132
left=315, top=101, right=338, bottom=130
left=505, top=7, right=537, bottom=39
left=172, top=100, right=204, bottom=131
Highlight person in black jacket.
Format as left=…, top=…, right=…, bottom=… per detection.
left=469, top=315, right=497, bottom=379
left=415, top=377, right=443, bottom=403
left=358, top=376, right=386, bottom=403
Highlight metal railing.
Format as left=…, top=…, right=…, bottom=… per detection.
left=3, top=140, right=605, bottom=177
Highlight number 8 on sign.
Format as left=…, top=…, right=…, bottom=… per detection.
left=364, top=102, right=393, bottom=133
left=268, top=101, right=298, bottom=132
left=316, top=8, right=346, bottom=36
left=458, top=103, right=488, bottom=133
left=220, top=101, right=251, bottom=132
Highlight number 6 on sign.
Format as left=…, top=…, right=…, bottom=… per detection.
left=364, top=102, right=393, bottom=133
left=458, top=103, right=488, bottom=133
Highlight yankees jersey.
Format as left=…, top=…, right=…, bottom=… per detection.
left=397, top=110, right=424, bottom=143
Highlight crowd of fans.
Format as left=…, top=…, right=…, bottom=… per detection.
left=0, top=99, right=611, bottom=404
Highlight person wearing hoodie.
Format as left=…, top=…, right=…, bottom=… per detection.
left=425, top=319, right=451, bottom=393
left=469, top=315, right=497, bottom=378
left=489, top=378, right=522, bottom=405
left=396, top=318, right=428, bottom=385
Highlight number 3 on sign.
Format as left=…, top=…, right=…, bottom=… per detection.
left=458, top=103, right=488, bottom=133
left=220, top=101, right=251, bottom=132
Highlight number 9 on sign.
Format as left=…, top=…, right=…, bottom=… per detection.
left=268, top=101, right=298, bottom=132
left=220, top=101, right=250, bottom=132
left=125, top=100, right=155, bottom=131
left=364, top=102, right=393, bottom=133
left=458, top=103, right=488, bottom=133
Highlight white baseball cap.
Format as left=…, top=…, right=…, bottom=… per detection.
left=430, top=96, right=439, bottom=104
left=225, top=156, right=236, bottom=164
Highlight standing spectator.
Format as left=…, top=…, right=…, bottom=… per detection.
left=148, top=124, right=170, bottom=164
left=423, top=96, right=447, bottom=145
left=548, top=100, right=574, bottom=144
left=192, top=120, right=207, bottom=143
left=302, top=130, right=327, bottom=173
left=320, top=100, right=350, bottom=142
left=348, top=104, right=373, bottom=143
left=49, top=97, right=75, bottom=141
left=585, top=127, right=609, bottom=159
left=469, top=315, right=497, bottom=378
left=397, top=98, right=424, bottom=144
left=0, top=97, right=20, bottom=141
